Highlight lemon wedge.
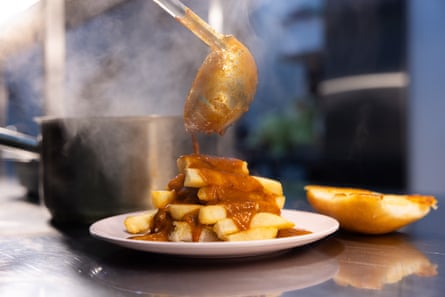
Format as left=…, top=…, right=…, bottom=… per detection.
left=305, top=185, right=437, bottom=234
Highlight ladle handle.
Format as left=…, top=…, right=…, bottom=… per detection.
left=0, top=127, right=38, bottom=153
left=153, top=0, right=225, bottom=49
left=153, top=0, right=185, bottom=18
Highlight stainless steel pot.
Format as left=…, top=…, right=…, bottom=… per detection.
left=0, top=115, right=218, bottom=225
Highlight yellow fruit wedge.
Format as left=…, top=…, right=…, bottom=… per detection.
left=305, top=185, right=437, bottom=234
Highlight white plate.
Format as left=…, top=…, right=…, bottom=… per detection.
left=89, top=209, right=339, bottom=258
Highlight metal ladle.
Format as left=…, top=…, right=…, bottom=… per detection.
left=153, top=0, right=258, bottom=135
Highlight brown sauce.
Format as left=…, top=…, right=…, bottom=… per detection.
left=129, top=232, right=169, bottom=242
left=222, top=201, right=256, bottom=230
left=183, top=209, right=203, bottom=242
left=197, top=168, right=264, bottom=193
left=180, top=153, right=248, bottom=174
left=191, top=167, right=280, bottom=231
left=128, top=152, right=309, bottom=242
left=168, top=173, right=185, bottom=192
left=278, top=228, right=312, bottom=238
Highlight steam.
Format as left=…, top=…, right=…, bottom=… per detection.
left=55, top=0, right=255, bottom=157
left=62, top=0, right=208, bottom=119
left=45, top=0, right=249, bottom=182
left=4, top=0, right=256, bottom=168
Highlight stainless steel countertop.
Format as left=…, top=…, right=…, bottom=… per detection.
left=1, top=178, right=444, bottom=297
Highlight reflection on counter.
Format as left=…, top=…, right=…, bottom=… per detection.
left=85, top=248, right=338, bottom=296
left=319, top=233, right=438, bottom=290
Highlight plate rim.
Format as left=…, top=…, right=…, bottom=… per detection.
left=89, top=209, right=339, bottom=257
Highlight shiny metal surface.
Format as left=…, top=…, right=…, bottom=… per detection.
left=1, top=178, right=443, bottom=297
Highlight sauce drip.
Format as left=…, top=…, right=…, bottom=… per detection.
left=192, top=133, right=200, bottom=154
left=183, top=210, right=203, bottom=242
left=130, top=209, right=173, bottom=242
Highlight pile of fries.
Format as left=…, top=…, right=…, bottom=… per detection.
left=124, top=154, right=295, bottom=242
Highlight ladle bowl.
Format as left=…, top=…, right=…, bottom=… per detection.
left=153, top=0, right=258, bottom=134
left=184, top=35, right=257, bottom=134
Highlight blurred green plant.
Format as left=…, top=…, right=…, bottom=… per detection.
left=246, top=97, right=320, bottom=159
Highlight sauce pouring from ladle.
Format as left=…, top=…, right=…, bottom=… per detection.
left=153, top=0, right=258, bottom=135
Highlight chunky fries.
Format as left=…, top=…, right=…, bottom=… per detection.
left=124, top=154, right=299, bottom=242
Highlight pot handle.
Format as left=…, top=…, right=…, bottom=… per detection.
left=0, top=127, right=39, bottom=153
